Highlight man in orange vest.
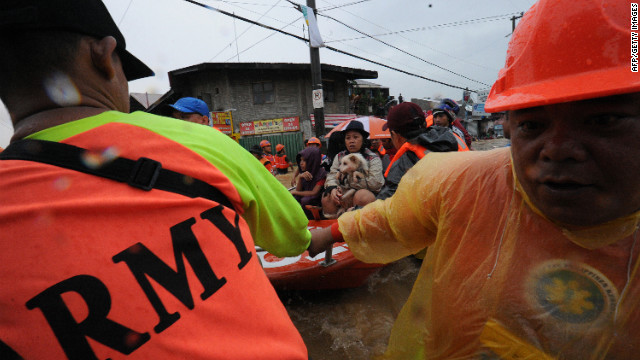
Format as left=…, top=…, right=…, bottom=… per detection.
left=274, top=144, right=293, bottom=174
left=249, top=144, right=275, bottom=174
left=309, top=0, right=640, bottom=358
left=378, top=102, right=458, bottom=200
left=0, top=1, right=310, bottom=359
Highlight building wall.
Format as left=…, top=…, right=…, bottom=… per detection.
left=171, top=68, right=353, bottom=135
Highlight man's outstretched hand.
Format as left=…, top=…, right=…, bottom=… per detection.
left=308, top=226, right=336, bottom=257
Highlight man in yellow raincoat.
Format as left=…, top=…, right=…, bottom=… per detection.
left=310, top=0, right=640, bottom=358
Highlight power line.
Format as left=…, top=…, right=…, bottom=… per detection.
left=181, top=0, right=480, bottom=92
left=118, top=0, right=135, bottom=25
left=318, top=0, right=372, bottom=11
left=319, top=12, right=491, bottom=87
left=318, top=0, right=503, bottom=74
left=325, top=13, right=522, bottom=42
left=208, top=0, right=291, bottom=7
left=224, top=16, right=301, bottom=62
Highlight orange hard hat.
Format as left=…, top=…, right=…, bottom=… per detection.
left=259, top=140, right=271, bottom=148
left=307, top=137, right=321, bottom=146
left=276, top=144, right=284, bottom=152
left=485, top=0, right=640, bottom=113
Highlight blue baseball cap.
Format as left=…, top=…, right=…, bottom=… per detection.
left=168, top=97, right=210, bottom=116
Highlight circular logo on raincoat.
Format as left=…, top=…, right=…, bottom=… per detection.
left=526, top=260, right=618, bottom=326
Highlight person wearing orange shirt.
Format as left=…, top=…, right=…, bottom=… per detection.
left=0, top=1, right=310, bottom=358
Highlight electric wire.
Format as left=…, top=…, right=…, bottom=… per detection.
left=318, top=0, right=506, bottom=73
left=208, top=0, right=290, bottom=7
left=182, top=0, right=480, bottom=92
left=325, top=13, right=522, bottom=42
left=319, top=12, right=491, bottom=87
left=118, top=0, right=135, bottom=25
left=318, top=0, right=372, bottom=12
left=224, top=16, right=302, bottom=62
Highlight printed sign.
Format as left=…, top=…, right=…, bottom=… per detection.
left=211, top=111, right=233, bottom=135
left=240, top=117, right=300, bottom=136
left=472, top=103, right=490, bottom=116
left=312, top=89, right=324, bottom=109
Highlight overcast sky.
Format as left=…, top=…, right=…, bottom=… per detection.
left=0, top=0, right=538, bottom=147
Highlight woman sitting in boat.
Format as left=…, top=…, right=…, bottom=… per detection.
left=323, top=121, right=384, bottom=218
left=291, top=146, right=326, bottom=219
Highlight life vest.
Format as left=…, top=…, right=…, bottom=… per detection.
left=377, top=143, right=386, bottom=156
left=264, top=153, right=276, bottom=165
left=0, top=122, right=307, bottom=360
left=260, top=156, right=274, bottom=173
left=275, top=154, right=289, bottom=169
left=452, top=132, right=470, bottom=152
left=425, top=114, right=434, bottom=127
left=384, top=142, right=428, bottom=177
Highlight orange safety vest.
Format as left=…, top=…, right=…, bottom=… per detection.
left=0, top=123, right=307, bottom=359
left=384, top=142, right=428, bottom=177
left=260, top=156, right=274, bottom=173
left=453, top=132, right=470, bottom=152
left=264, top=153, right=276, bottom=165
left=425, top=114, right=434, bottom=127
left=275, top=154, right=289, bottom=169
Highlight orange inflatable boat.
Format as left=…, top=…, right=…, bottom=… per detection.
left=257, top=220, right=384, bottom=290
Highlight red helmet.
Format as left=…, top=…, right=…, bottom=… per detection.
left=259, top=140, right=271, bottom=148
left=276, top=144, right=285, bottom=152
left=485, top=0, right=640, bottom=112
left=307, top=137, right=322, bottom=146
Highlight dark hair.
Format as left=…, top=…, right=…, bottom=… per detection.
left=0, top=30, right=83, bottom=103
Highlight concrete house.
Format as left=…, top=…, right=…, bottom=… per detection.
left=162, top=62, right=377, bottom=139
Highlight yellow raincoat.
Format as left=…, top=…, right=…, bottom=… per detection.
left=338, top=147, right=640, bottom=359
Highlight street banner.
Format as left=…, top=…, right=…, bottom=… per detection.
left=302, top=5, right=325, bottom=48
left=240, top=117, right=300, bottom=136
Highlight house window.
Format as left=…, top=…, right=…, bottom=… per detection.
left=252, top=82, right=274, bottom=104
left=323, top=81, right=335, bottom=102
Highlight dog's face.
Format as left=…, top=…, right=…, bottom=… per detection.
left=339, top=153, right=365, bottom=174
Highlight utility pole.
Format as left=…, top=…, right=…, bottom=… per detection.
left=511, top=12, right=524, bottom=33
left=307, top=0, right=325, bottom=138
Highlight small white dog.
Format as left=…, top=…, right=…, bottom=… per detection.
left=322, top=153, right=369, bottom=219
left=338, top=153, right=369, bottom=192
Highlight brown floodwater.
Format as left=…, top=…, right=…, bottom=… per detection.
left=277, top=257, right=422, bottom=360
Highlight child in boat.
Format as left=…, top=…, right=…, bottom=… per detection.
left=291, top=146, right=326, bottom=219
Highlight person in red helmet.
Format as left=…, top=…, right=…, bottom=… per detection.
left=274, top=144, right=293, bottom=175
left=309, top=0, right=640, bottom=358
left=259, top=139, right=276, bottom=175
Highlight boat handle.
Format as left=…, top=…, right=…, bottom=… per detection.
left=320, top=246, right=337, bottom=267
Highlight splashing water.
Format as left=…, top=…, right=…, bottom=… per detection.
left=43, top=72, right=81, bottom=106
left=81, top=146, right=120, bottom=169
